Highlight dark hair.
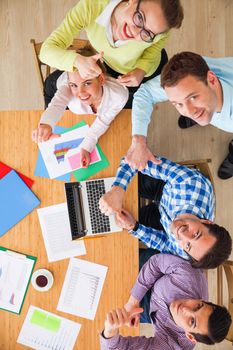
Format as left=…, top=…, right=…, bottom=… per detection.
left=191, top=302, right=232, bottom=344
left=160, top=52, right=210, bottom=88
left=191, top=223, right=232, bottom=269
left=158, top=0, right=184, bottom=29
left=141, top=0, right=183, bottom=30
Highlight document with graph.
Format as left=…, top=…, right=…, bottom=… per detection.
left=38, top=126, right=101, bottom=179
left=17, top=306, right=81, bottom=350
left=0, top=247, right=36, bottom=314
left=57, top=258, right=108, bottom=320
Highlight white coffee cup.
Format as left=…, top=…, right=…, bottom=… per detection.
left=31, top=269, right=54, bottom=292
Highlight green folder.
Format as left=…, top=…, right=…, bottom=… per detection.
left=62, top=121, right=109, bottom=181
left=0, top=246, right=36, bottom=315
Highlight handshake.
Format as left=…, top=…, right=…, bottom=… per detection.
left=99, top=186, right=136, bottom=231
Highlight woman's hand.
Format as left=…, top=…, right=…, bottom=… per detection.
left=74, top=52, right=104, bottom=79
left=80, top=148, right=91, bottom=168
left=117, top=68, right=145, bottom=87
left=32, top=124, right=52, bottom=143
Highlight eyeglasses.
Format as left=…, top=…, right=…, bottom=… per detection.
left=132, top=0, right=156, bottom=43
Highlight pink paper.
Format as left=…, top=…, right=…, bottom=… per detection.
left=68, top=148, right=100, bottom=170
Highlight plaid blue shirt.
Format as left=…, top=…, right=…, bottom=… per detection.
left=113, top=157, right=215, bottom=259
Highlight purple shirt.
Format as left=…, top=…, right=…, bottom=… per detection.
left=100, top=254, right=208, bottom=350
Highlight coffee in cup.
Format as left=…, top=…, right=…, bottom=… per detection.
left=31, top=269, right=54, bottom=292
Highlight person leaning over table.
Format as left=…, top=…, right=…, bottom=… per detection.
left=39, top=0, right=184, bottom=108
left=126, top=51, right=233, bottom=179
left=32, top=47, right=128, bottom=168
left=99, top=156, right=232, bottom=269
left=100, top=253, right=232, bottom=350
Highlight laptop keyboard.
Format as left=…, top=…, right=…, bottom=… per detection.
left=86, top=180, right=111, bottom=234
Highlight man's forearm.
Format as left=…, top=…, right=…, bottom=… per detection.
left=112, top=158, right=138, bottom=190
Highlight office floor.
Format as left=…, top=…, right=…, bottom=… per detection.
left=1, top=1, right=233, bottom=349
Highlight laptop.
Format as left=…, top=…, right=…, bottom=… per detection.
left=65, top=177, right=122, bottom=239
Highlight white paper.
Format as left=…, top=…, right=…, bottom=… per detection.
left=0, top=250, right=34, bottom=313
left=37, top=203, right=86, bottom=262
left=38, top=126, right=89, bottom=178
left=17, top=305, right=81, bottom=350
left=57, top=258, right=108, bottom=320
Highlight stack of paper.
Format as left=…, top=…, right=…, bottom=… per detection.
left=0, top=163, right=40, bottom=237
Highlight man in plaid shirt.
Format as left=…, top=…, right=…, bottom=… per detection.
left=99, top=157, right=232, bottom=268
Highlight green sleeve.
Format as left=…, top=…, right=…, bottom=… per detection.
left=39, top=0, right=97, bottom=71
left=135, top=32, right=169, bottom=76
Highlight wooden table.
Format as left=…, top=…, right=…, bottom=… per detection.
left=0, top=110, right=138, bottom=349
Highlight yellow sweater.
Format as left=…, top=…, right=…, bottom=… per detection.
left=40, top=0, right=169, bottom=76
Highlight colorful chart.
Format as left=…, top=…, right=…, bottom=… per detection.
left=54, top=138, right=84, bottom=163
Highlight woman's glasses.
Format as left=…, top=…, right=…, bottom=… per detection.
left=132, top=0, right=156, bottom=43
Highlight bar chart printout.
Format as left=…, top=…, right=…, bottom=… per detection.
left=17, top=306, right=81, bottom=350
left=57, top=258, right=108, bottom=320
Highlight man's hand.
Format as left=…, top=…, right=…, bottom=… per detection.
left=117, top=68, right=145, bottom=87
left=80, top=148, right=90, bottom=168
left=103, top=307, right=143, bottom=339
left=124, top=295, right=141, bottom=328
left=99, top=186, right=125, bottom=216
left=32, top=124, right=52, bottom=143
left=74, top=52, right=104, bottom=79
left=125, top=135, right=161, bottom=171
left=115, top=209, right=136, bottom=230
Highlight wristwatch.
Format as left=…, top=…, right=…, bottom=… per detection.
left=131, top=221, right=140, bottom=232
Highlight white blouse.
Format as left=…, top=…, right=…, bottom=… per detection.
left=40, top=72, right=129, bottom=152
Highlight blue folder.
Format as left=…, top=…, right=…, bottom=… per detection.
left=0, top=170, right=40, bottom=237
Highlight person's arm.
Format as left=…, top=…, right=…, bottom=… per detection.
left=117, top=156, right=184, bottom=184
left=130, top=223, right=179, bottom=253
left=114, top=208, right=187, bottom=258
left=99, top=159, right=137, bottom=215
left=135, top=33, right=169, bottom=76
left=99, top=157, right=174, bottom=216
left=131, top=253, right=174, bottom=299
left=40, top=0, right=95, bottom=71
left=132, top=75, right=168, bottom=137
left=80, top=82, right=129, bottom=152
left=40, top=83, right=72, bottom=129
left=125, top=76, right=168, bottom=169
left=100, top=306, right=172, bottom=350
left=32, top=78, right=72, bottom=143
left=100, top=332, right=171, bottom=350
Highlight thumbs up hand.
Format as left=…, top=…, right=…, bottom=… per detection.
left=103, top=307, right=144, bottom=339
left=74, top=52, right=104, bottom=79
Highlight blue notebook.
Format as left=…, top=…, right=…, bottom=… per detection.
left=0, top=170, right=40, bottom=237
